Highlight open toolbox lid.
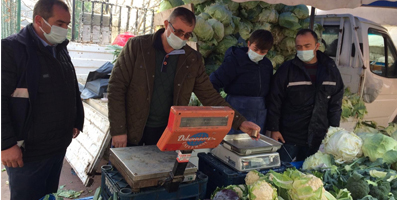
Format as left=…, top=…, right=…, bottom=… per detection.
left=157, top=106, right=235, bottom=151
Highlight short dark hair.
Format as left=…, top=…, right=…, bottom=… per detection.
left=169, top=7, right=196, bottom=26
left=296, top=29, right=319, bottom=43
left=248, top=29, right=274, bottom=51
left=33, top=0, right=69, bottom=20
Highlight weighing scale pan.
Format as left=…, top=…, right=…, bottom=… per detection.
left=222, top=134, right=282, bottom=155
left=109, top=146, right=197, bottom=191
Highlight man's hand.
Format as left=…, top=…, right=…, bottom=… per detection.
left=1, top=145, right=23, bottom=168
left=112, top=134, right=128, bottom=148
left=72, top=128, right=80, bottom=138
left=239, top=121, right=261, bottom=140
left=271, top=131, right=285, bottom=143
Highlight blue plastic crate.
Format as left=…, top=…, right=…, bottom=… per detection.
left=198, top=153, right=292, bottom=198
left=101, top=165, right=208, bottom=200
left=290, top=161, right=304, bottom=169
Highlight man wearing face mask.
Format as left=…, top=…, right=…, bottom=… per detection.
left=210, top=30, right=274, bottom=135
left=266, top=29, right=344, bottom=162
left=1, top=0, right=84, bottom=199
left=108, top=7, right=261, bottom=148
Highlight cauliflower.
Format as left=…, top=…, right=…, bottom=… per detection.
left=249, top=180, right=278, bottom=200
left=290, top=174, right=325, bottom=200
left=245, top=170, right=263, bottom=186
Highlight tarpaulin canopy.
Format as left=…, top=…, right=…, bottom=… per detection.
left=231, top=0, right=397, bottom=10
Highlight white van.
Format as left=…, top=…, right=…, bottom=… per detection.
left=316, top=14, right=397, bottom=127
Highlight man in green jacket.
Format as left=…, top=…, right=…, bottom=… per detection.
left=108, top=7, right=260, bottom=147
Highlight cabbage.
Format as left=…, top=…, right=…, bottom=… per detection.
left=207, top=19, right=224, bottom=42
left=322, top=127, right=363, bottom=164
left=266, top=50, right=277, bottom=60
left=240, top=6, right=262, bottom=23
left=274, top=4, right=286, bottom=12
left=216, top=36, right=238, bottom=54
left=271, top=26, right=284, bottom=45
left=299, top=18, right=310, bottom=29
left=238, top=20, right=253, bottom=40
left=313, top=23, right=324, bottom=39
left=182, top=0, right=207, bottom=5
left=217, top=0, right=239, bottom=12
left=240, top=1, right=259, bottom=10
left=232, top=16, right=241, bottom=34
left=169, top=0, right=184, bottom=7
left=282, top=29, right=297, bottom=38
left=293, top=4, right=309, bottom=20
left=281, top=5, right=295, bottom=12
left=159, top=1, right=173, bottom=12
left=204, top=3, right=233, bottom=26
left=194, top=16, right=214, bottom=41
left=302, top=151, right=333, bottom=170
left=279, top=12, right=301, bottom=30
left=198, top=39, right=217, bottom=57
left=360, top=132, right=397, bottom=164
left=224, top=24, right=235, bottom=36
left=384, top=122, right=397, bottom=137
left=198, top=12, right=211, bottom=20
left=259, top=2, right=274, bottom=9
left=225, top=184, right=248, bottom=199
left=253, top=22, right=272, bottom=31
left=258, top=8, right=279, bottom=24
left=249, top=180, right=278, bottom=200
left=278, top=37, right=296, bottom=54
left=272, top=55, right=285, bottom=66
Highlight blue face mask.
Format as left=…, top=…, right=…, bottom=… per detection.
left=297, top=47, right=316, bottom=62
left=248, top=49, right=266, bottom=63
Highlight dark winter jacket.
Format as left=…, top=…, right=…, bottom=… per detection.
left=266, top=51, right=344, bottom=147
left=1, top=24, right=84, bottom=162
left=209, top=47, right=273, bottom=97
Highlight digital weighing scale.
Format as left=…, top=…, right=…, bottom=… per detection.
left=110, top=106, right=236, bottom=192
left=211, top=133, right=283, bottom=172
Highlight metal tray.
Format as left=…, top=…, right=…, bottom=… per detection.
left=109, top=145, right=197, bottom=191
left=221, top=133, right=282, bottom=155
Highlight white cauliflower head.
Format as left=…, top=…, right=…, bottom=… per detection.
left=245, top=170, right=262, bottom=186
left=249, top=180, right=278, bottom=200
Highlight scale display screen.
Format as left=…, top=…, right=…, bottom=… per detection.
left=180, top=117, right=229, bottom=127
left=157, top=106, right=235, bottom=151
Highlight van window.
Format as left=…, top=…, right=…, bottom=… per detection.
left=322, top=26, right=342, bottom=57
left=368, top=29, right=397, bottom=78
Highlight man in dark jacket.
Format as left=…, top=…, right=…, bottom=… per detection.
left=1, top=0, right=84, bottom=199
left=210, top=30, right=274, bottom=135
left=267, top=29, right=344, bottom=162
left=108, top=7, right=260, bottom=148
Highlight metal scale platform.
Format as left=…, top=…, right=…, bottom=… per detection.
left=109, top=106, right=236, bottom=192
left=211, top=133, right=283, bottom=172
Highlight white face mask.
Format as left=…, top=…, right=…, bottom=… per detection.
left=40, top=18, right=68, bottom=44
left=166, top=28, right=186, bottom=50
left=248, top=49, right=266, bottom=63
left=297, top=47, right=316, bottom=62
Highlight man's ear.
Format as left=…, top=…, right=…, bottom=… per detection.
left=247, top=41, right=251, bottom=47
left=164, top=20, right=168, bottom=29
left=34, top=15, right=43, bottom=27
left=315, top=42, right=320, bottom=51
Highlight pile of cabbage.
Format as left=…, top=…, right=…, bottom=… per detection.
left=158, top=0, right=325, bottom=74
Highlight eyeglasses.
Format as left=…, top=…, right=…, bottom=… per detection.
left=168, top=22, right=192, bottom=40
